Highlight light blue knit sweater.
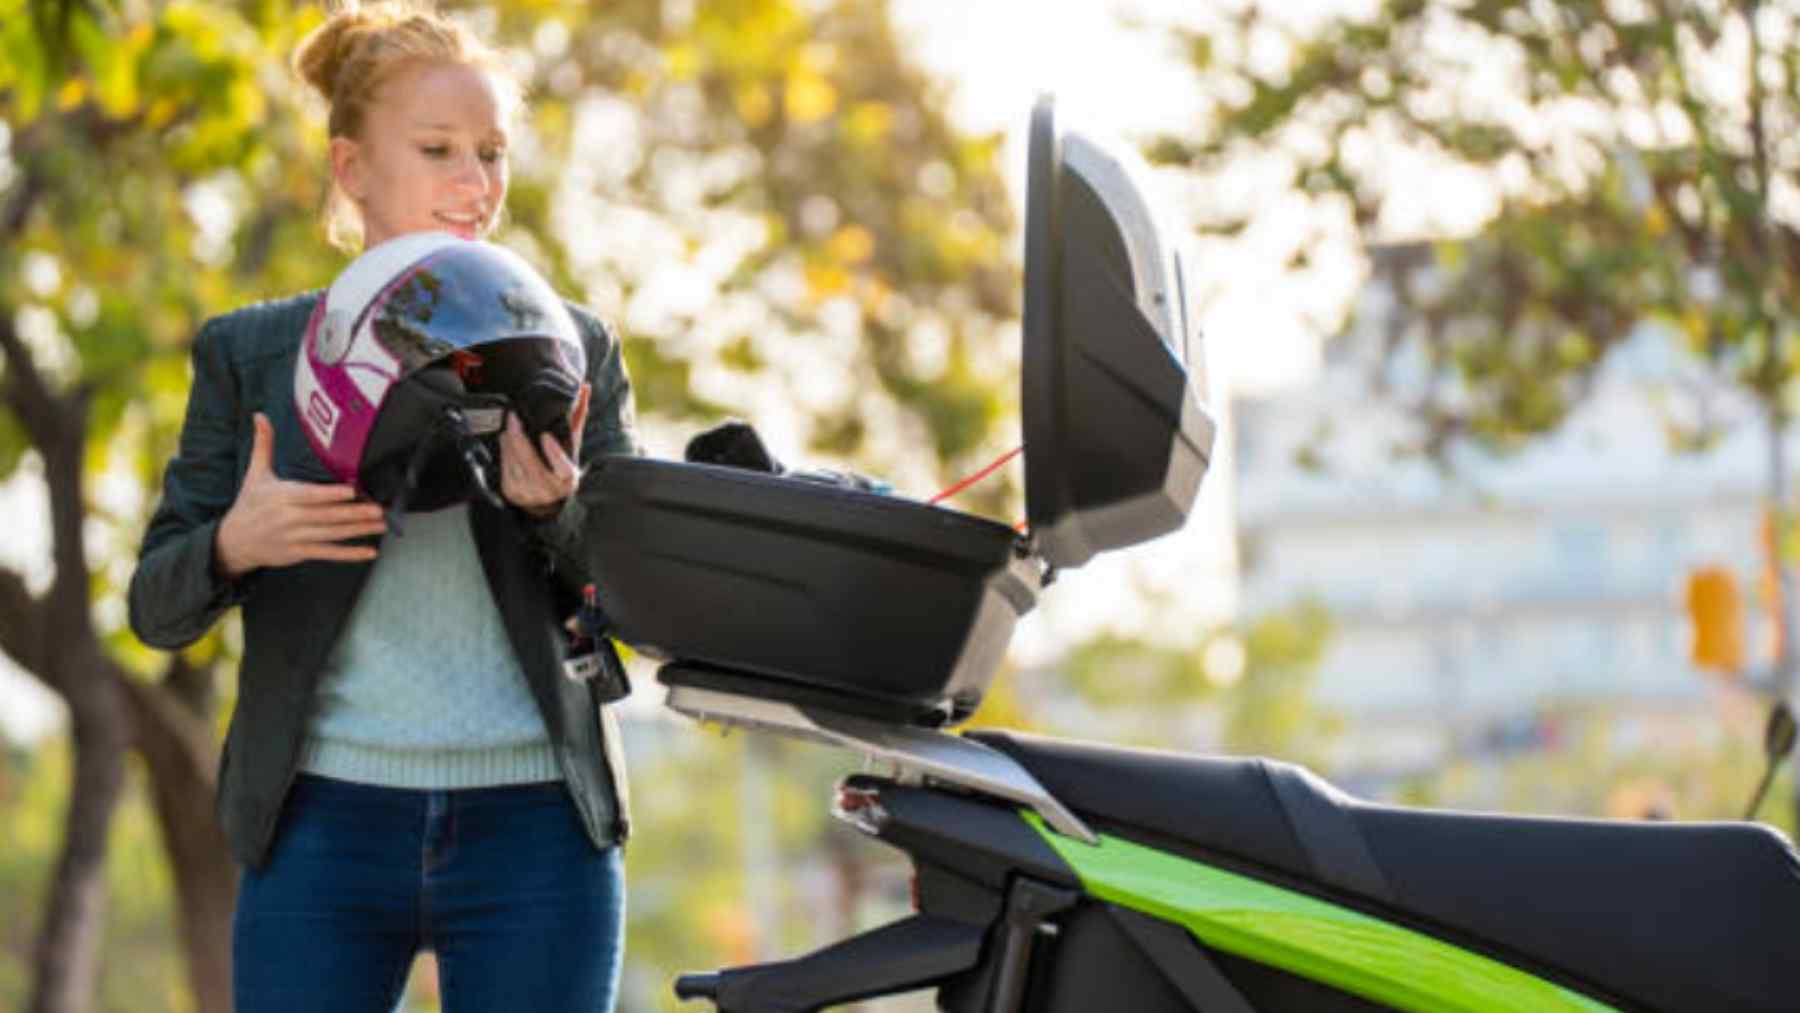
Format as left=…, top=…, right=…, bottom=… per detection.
left=298, top=504, right=560, bottom=789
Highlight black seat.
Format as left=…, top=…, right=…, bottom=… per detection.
left=969, top=729, right=1800, bottom=1013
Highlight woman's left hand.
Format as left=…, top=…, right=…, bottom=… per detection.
left=500, top=382, right=591, bottom=519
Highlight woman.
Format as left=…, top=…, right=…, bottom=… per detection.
left=127, top=3, right=638, bottom=1009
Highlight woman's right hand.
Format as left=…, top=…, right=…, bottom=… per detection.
left=214, top=413, right=387, bottom=580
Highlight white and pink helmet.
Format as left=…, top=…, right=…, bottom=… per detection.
left=295, top=232, right=587, bottom=518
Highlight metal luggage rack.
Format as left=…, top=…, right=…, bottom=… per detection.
left=663, top=682, right=1097, bottom=844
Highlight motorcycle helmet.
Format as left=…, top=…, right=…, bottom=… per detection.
left=294, top=232, right=587, bottom=523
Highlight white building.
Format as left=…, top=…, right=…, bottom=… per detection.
left=1232, top=264, right=1787, bottom=786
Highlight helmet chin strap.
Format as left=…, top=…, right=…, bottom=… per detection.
left=383, top=405, right=507, bottom=537
left=447, top=405, right=508, bottom=513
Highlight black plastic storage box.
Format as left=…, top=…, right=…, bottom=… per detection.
left=580, top=97, right=1217, bottom=725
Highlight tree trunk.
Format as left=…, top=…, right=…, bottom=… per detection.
left=122, top=674, right=235, bottom=1013
left=27, top=678, right=129, bottom=1013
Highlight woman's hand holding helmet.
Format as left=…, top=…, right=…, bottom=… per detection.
left=501, top=382, right=591, bottom=519
left=214, top=414, right=388, bottom=579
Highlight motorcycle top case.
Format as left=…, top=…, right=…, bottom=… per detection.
left=581, top=97, right=1217, bottom=725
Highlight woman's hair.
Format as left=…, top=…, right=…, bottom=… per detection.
left=292, top=1, right=520, bottom=250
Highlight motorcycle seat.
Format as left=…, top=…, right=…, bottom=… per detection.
left=969, top=729, right=1800, bottom=1013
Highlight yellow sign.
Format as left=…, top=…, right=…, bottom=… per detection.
left=1685, top=567, right=1744, bottom=675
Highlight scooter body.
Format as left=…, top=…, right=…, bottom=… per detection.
left=666, top=683, right=1800, bottom=1013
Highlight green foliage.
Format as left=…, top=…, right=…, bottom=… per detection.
left=1223, top=600, right=1341, bottom=770
left=876, top=331, right=1007, bottom=462
left=1169, top=0, right=1800, bottom=454
left=1049, top=602, right=1337, bottom=765
left=0, top=741, right=188, bottom=1013
left=0, top=4, right=338, bottom=759
left=493, top=0, right=1021, bottom=489
left=621, top=336, right=734, bottom=421
left=0, top=407, right=27, bottom=482
left=3, top=0, right=330, bottom=510
left=1063, top=632, right=1216, bottom=711
left=0, top=0, right=52, bottom=122
left=1397, top=697, right=1796, bottom=840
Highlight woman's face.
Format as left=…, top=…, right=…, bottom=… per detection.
left=334, top=60, right=511, bottom=248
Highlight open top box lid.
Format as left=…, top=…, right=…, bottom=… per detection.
left=575, top=96, right=1218, bottom=725
left=1021, top=96, right=1216, bottom=570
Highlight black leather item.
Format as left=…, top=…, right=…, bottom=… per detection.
left=970, top=729, right=1800, bottom=1013
left=685, top=419, right=783, bottom=473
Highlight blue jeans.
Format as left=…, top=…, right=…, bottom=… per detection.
left=233, top=774, right=624, bottom=1012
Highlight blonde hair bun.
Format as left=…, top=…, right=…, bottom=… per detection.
left=291, top=1, right=509, bottom=136
left=295, top=3, right=410, bottom=106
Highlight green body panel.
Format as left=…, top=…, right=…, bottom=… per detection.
left=1024, top=814, right=1621, bottom=1013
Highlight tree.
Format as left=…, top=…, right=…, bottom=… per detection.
left=1150, top=0, right=1800, bottom=821
left=2, top=0, right=1022, bottom=1008
left=499, top=0, right=1023, bottom=506
left=2, top=2, right=324, bottom=1008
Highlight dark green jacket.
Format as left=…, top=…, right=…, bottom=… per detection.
left=127, top=292, right=640, bottom=868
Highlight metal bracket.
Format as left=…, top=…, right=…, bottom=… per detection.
left=666, top=684, right=1097, bottom=844
left=986, top=878, right=1081, bottom=1013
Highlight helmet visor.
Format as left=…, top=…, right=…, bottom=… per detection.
left=368, top=243, right=585, bottom=378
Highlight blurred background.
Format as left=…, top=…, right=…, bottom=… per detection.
left=3, top=0, right=1798, bottom=1010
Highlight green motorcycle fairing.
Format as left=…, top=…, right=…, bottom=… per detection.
left=1023, top=813, right=1623, bottom=1013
